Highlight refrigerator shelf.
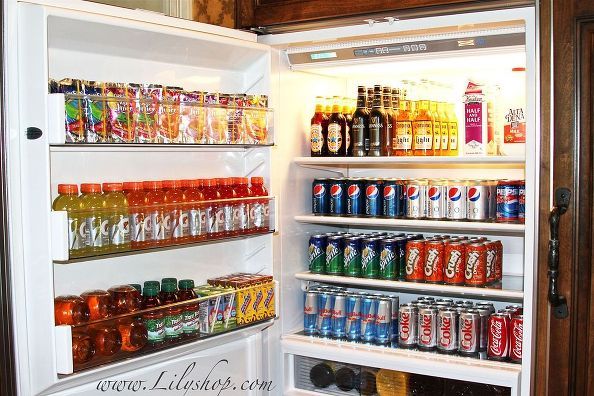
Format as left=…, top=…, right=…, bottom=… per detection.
left=294, top=215, right=525, bottom=236
left=294, top=156, right=525, bottom=169
left=295, top=271, right=524, bottom=301
left=49, top=143, right=274, bottom=152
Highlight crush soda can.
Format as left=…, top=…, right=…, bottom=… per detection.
left=437, top=308, right=458, bottom=354
left=443, top=240, right=466, bottom=285
left=346, top=178, right=365, bottom=217
left=303, top=290, right=318, bottom=335
left=375, top=298, right=392, bottom=345
left=329, top=178, right=346, bottom=216
left=466, top=181, right=490, bottom=221
left=364, top=179, right=383, bottom=217
left=446, top=180, right=467, bottom=220
left=484, top=241, right=498, bottom=285
left=325, top=235, right=344, bottom=275
left=417, top=306, right=438, bottom=350
left=510, top=315, right=523, bottom=363
left=379, top=238, right=398, bottom=280
left=406, top=179, right=427, bottom=219
left=331, top=293, right=347, bottom=339
left=458, top=309, right=480, bottom=356
left=361, top=237, right=380, bottom=279
left=345, top=293, right=361, bottom=341
left=316, top=291, right=334, bottom=338
left=398, top=303, right=418, bottom=348
left=424, top=239, right=444, bottom=284
left=465, top=242, right=487, bottom=287
left=308, top=234, right=327, bottom=274
left=360, top=294, right=376, bottom=343
left=312, top=178, right=329, bottom=215
left=405, top=239, right=426, bottom=282
left=496, top=180, right=519, bottom=222
left=382, top=179, right=404, bottom=218
left=343, top=236, right=362, bottom=277
left=488, top=312, right=510, bottom=360
left=426, top=180, right=447, bottom=220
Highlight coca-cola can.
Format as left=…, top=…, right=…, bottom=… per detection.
left=417, top=306, right=438, bottom=350
left=443, top=240, right=466, bottom=285
left=487, top=313, right=510, bottom=361
left=398, top=303, right=418, bottom=348
left=476, top=307, right=491, bottom=351
left=484, top=241, right=498, bottom=285
left=505, top=305, right=523, bottom=316
left=465, top=242, right=487, bottom=287
left=437, top=308, right=458, bottom=354
left=405, top=239, right=426, bottom=282
left=509, top=315, right=523, bottom=363
left=458, top=309, right=480, bottom=356
left=495, top=240, right=503, bottom=281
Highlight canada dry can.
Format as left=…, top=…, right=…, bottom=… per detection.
left=496, top=181, right=519, bottom=222
left=364, top=179, right=383, bottom=217
left=345, top=178, right=365, bottom=216
left=316, top=291, right=334, bottom=338
left=388, top=295, right=400, bottom=342
left=443, top=241, right=466, bottom=285
left=345, top=293, right=361, bottom=341
left=375, top=298, right=392, bottom=345
left=466, top=181, right=490, bottom=221
left=417, top=306, right=438, bottom=350
left=325, top=236, right=344, bottom=275
left=382, top=179, right=404, bottom=218
left=446, top=180, right=467, bottom=220
left=361, top=295, right=377, bottom=343
left=426, top=180, right=447, bottom=220
left=312, top=178, right=329, bottom=215
left=398, top=303, right=418, bottom=348
left=308, top=235, right=327, bottom=274
left=424, top=239, right=445, bottom=284
left=303, top=291, right=318, bottom=335
left=437, top=309, right=458, bottom=354
left=484, top=241, right=498, bottom=284
left=379, top=238, right=398, bottom=280
left=477, top=307, right=491, bottom=351
left=465, top=242, right=487, bottom=287
left=406, top=180, right=427, bottom=219
left=329, top=178, right=346, bottom=216
left=361, top=237, right=380, bottom=278
left=458, top=309, right=480, bottom=356
left=405, top=239, right=426, bottom=282
left=488, top=312, right=510, bottom=360
left=510, top=315, right=523, bottom=363
left=518, top=182, right=526, bottom=223
left=343, top=236, right=362, bottom=277
left=331, top=293, right=347, bottom=339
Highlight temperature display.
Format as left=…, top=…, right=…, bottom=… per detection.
left=310, top=52, right=338, bottom=60
left=354, top=43, right=428, bottom=57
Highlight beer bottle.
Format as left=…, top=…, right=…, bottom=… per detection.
left=324, top=97, right=332, bottom=118
left=368, top=86, right=385, bottom=157
left=430, top=101, right=441, bottom=156
left=382, top=86, right=394, bottom=156
left=438, top=102, right=449, bottom=155
left=351, top=86, right=369, bottom=157
left=327, top=96, right=348, bottom=156
left=412, top=100, right=433, bottom=156
left=447, top=103, right=459, bottom=156
left=394, top=99, right=413, bottom=156
left=366, top=87, right=374, bottom=112
left=342, top=97, right=353, bottom=156
left=310, top=96, right=326, bottom=156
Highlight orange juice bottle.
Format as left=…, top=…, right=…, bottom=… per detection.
left=123, top=181, right=146, bottom=249
left=143, top=181, right=166, bottom=247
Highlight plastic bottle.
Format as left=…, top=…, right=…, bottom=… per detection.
left=71, top=331, right=95, bottom=364
left=160, top=282, right=183, bottom=341
left=54, top=295, right=90, bottom=325
left=123, top=181, right=146, bottom=249
left=108, top=284, right=141, bottom=314
left=117, top=317, right=148, bottom=352
left=80, top=183, right=108, bottom=255
left=232, top=177, right=251, bottom=235
left=52, top=184, right=84, bottom=258
left=90, top=326, right=122, bottom=357
left=217, top=178, right=236, bottom=236
left=143, top=181, right=166, bottom=247
left=184, top=179, right=205, bottom=242
left=102, top=182, right=130, bottom=253
left=80, top=289, right=113, bottom=320
left=177, top=279, right=199, bottom=337
left=163, top=180, right=186, bottom=243
left=249, top=177, right=269, bottom=233
left=142, top=286, right=165, bottom=345
left=202, top=178, right=221, bottom=238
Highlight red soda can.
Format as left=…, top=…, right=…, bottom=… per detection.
left=505, top=305, right=523, bottom=316
left=405, top=239, right=426, bottom=282
left=464, top=242, right=487, bottom=287
left=424, top=240, right=444, bottom=283
left=484, top=241, right=498, bottom=285
left=487, top=312, right=510, bottom=360
left=509, top=315, right=523, bottom=363
left=458, top=309, right=480, bottom=356
left=495, top=240, right=503, bottom=281
left=443, top=241, right=466, bottom=285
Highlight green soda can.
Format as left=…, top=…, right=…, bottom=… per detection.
left=379, top=238, right=398, bottom=280
left=361, top=237, right=380, bottom=279
left=395, top=237, right=408, bottom=280
left=308, top=234, right=327, bottom=274
left=343, top=236, right=362, bottom=277
left=325, top=235, right=344, bottom=275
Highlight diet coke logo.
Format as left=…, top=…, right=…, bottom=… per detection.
left=460, top=318, right=475, bottom=351
left=446, top=250, right=462, bottom=278
left=439, top=316, right=452, bottom=347
left=406, top=248, right=420, bottom=275
left=400, top=312, right=411, bottom=341
left=419, top=313, right=433, bottom=345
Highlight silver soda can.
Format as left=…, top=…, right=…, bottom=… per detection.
left=446, top=180, right=467, bottom=220
left=476, top=303, right=496, bottom=315
left=375, top=298, right=392, bottom=345
left=406, top=179, right=428, bottom=219
left=426, top=179, right=447, bottom=220
left=345, top=293, right=361, bottom=341
left=387, top=295, right=400, bottom=342
left=466, top=180, right=490, bottom=221
left=417, top=306, right=438, bottom=350
left=398, top=303, right=418, bottom=348
left=303, top=290, right=318, bottom=335
left=331, top=293, right=347, bottom=339
left=458, top=309, right=480, bottom=356
left=437, top=308, right=458, bottom=354
left=477, top=307, right=491, bottom=351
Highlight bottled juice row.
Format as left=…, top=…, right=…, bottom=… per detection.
left=52, top=176, right=270, bottom=258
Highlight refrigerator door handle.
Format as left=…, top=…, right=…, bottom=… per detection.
left=548, top=187, right=571, bottom=319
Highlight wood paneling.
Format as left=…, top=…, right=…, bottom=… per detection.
left=193, top=0, right=235, bottom=28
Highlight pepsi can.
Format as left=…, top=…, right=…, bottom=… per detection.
left=312, top=178, right=329, bottom=215
left=304, top=291, right=318, bottom=335
left=361, top=294, right=376, bottom=343
left=446, top=180, right=467, bottom=220
left=364, top=179, right=383, bottom=217
left=466, top=181, right=490, bottom=221
left=329, top=178, right=346, bottom=216
left=382, top=179, right=404, bottom=218
left=316, top=291, right=334, bottom=338
left=496, top=180, right=519, bottom=222
left=518, top=182, right=525, bottom=223
left=387, top=295, right=400, bottom=342
left=426, top=179, right=447, bottom=220
left=345, top=178, right=365, bottom=217
left=331, top=293, right=347, bottom=339
left=406, top=179, right=427, bottom=219
left=375, top=298, right=392, bottom=345
left=345, top=293, right=361, bottom=341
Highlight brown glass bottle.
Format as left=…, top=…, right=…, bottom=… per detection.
left=310, top=96, right=326, bottom=156
left=342, top=97, right=353, bottom=156
left=326, top=96, right=347, bottom=156
left=351, top=86, right=369, bottom=157
left=368, top=85, right=385, bottom=157
left=394, top=99, right=413, bottom=156
left=430, top=101, right=441, bottom=156
left=438, top=102, right=449, bottom=155
left=381, top=86, right=394, bottom=156
left=413, top=100, right=433, bottom=156
left=366, top=87, right=373, bottom=112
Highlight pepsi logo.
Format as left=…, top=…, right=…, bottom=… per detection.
left=428, top=187, right=441, bottom=201
left=448, top=188, right=462, bottom=202
left=468, top=187, right=481, bottom=202
left=366, top=185, right=379, bottom=199
left=348, top=185, right=360, bottom=199
left=383, top=186, right=395, bottom=200
left=407, top=186, right=419, bottom=200
left=313, top=184, right=325, bottom=198
left=330, top=185, right=342, bottom=198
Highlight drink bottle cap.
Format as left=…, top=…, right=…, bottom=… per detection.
left=180, top=179, right=191, bottom=189
left=58, top=184, right=79, bottom=195
left=204, top=178, right=216, bottom=187
left=188, top=179, right=201, bottom=188
left=143, top=286, right=159, bottom=297
left=163, top=180, right=182, bottom=189
left=143, top=280, right=160, bottom=290
left=122, top=181, right=143, bottom=192
left=129, top=284, right=142, bottom=293
left=161, top=282, right=177, bottom=293
left=178, top=279, right=195, bottom=290
left=237, top=177, right=248, bottom=185
left=251, top=176, right=264, bottom=185
left=80, top=183, right=101, bottom=193
left=143, top=181, right=163, bottom=190
left=102, top=182, right=123, bottom=192
left=512, top=67, right=526, bottom=72
left=219, top=178, right=232, bottom=187
left=161, top=277, right=177, bottom=285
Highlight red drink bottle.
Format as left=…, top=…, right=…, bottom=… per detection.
left=163, top=180, right=186, bottom=243
left=249, top=176, right=269, bottom=233
left=123, top=182, right=147, bottom=249
left=217, top=178, right=236, bottom=236
left=233, top=177, right=251, bottom=235
left=202, top=178, right=221, bottom=239
left=143, top=181, right=166, bottom=247
left=184, top=179, right=205, bottom=242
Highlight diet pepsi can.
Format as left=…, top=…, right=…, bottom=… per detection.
left=417, top=306, right=438, bottom=350
left=364, top=179, right=383, bottom=217
left=375, top=298, right=392, bottom=345
left=361, top=294, right=376, bottom=343
left=312, top=178, right=329, bottom=215
left=329, top=178, right=346, bottom=216
left=316, top=291, right=334, bottom=338
left=437, top=308, right=458, bottom=354
left=496, top=180, right=519, bottom=222
left=303, top=290, right=318, bottom=335
left=447, top=180, right=467, bottom=220
left=382, top=179, right=404, bottom=218
left=466, top=181, right=490, bottom=221
left=398, top=303, right=418, bottom=348
left=426, top=180, right=447, bottom=220
left=345, top=293, right=361, bottom=341
left=406, top=179, right=427, bottom=219
left=331, top=293, right=347, bottom=339
left=345, top=178, right=365, bottom=216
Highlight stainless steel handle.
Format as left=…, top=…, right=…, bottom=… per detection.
left=548, top=187, right=570, bottom=319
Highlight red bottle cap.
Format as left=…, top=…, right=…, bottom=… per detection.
left=163, top=180, right=182, bottom=189
left=58, top=184, right=79, bottom=195
left=122, top=181, right=143, bottom=192
left=188, top=179, right=202, bottom=188
left=204, top=179, right=216, bottom=187
left=80, top=183, right=102, bottom=194
left=237, top=177, right=249, bottom=185
left=219, top=178, right=232, bottom=187
left=180, top=179, right=191, bottom=189
left=102, top=183, right=123, bottom=192
left=251, top=176, right=264, bottom=185
left=143, top=181, right=163, bottom=190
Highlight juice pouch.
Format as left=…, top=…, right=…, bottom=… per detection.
left=158, top=86, right=183, bottom=143
left=227, top=95, right=244, bottom=144
left=106, top=83, right=138, bottom=143
left=244, top=94, right=269, bottom=145
left=136, top=84, right=162, bottom=143
left=234, top=280, right=253, bottom=326
left=181, top=91, right=206, bottom=144
left=83, top=81, right=109, bottom=143
left=205, top=92, right=226, bottom=144
left=59, top=78, right=85, bottom=143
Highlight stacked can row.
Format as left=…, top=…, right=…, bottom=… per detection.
left=303, top=287, right=523, bottom=363
left=309, top=232, right=503, bottom=287
left=312, top=178, right=525, bottom=223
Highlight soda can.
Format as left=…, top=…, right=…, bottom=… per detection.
left=518, top=182, right=525, bottom=223
left=426, top=180, right=447, bottom=220
left=316, top=291, right=334, bottom=338
left=405, top=239, right=426, bottom=282
left=364, top=179, right=383, bottom=217
left=476, top=307, right=491, bottom=351
left=458, top=309, right=480, bottom=356
left=446, top=180, right=467, bottom=220
left=398, top=303, right=418, bottom=348
left=424, top=239, right=445, bottom=284
left=510, top=315, right=523, bottom=363
left=331, top=293, right=347, bottom=339
left=406, top=179, right=427, bottom=219
left=345, top=178, right=365, bottom=217
left=382, top=179, right=404, bottom=218
left=375, top=298, right=392, bottom=345
left=308, top=235, right=327, bottom=274
left=329, top=178, right=346, bottom=216
left=343, top=236, right=362, bottom=277
left=361, top=237, right=380, bottom=279
left=387, top=295, right=399, bottom=342
left=437, top=308, right=458, bottom=354
left=394, top=237, right=408, bottom=280
left=487, top=180, right=498, bottom=220
left=325, top=235, right=344, bottom=275
left=476, top=303, right=496, bottom=314
left=417, top=306, right=438, bottom=350
left=505, top=305, right=524, bottom=316
left=303, top=290, right=318, bottom=335
left=495, top=240, right=503, bottom=281
left=312, top=178, right=329, bottom=215
left=379, top=238, right=398, bottom=280
left=361, top=295, right=377, bottom=343
left=466, top=181, right=490, bottom=221
left=496, top=180, right=519, bottom=222
left=345, top=293, right=361, bottom=341
left=465, top=242, right=487, bottom=287
left=484, top=241, right=498, bottom=285
left=488, top=312, right=510, bottom=361
left=417, top=296, right=435, bottom=303
left=443, top=240, right=466, bottom=285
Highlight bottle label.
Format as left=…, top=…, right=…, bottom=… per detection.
left=205, top=206, right=217, bottom=234
left=188, top=208, right=203, bottom=236
left=441, top=121, right=449, bottom=150
left=413, top=121, right=433, bottom=150
left=110, top=214, right=130, bottom=246
left=129, top=212, right=145, bottom=242
left=147, top=211, right=164, bottom=241
left=345, top=125, right=350, bottom=151
left=433, top=122, right=441, bottom=150
left=310, top=124, right=323, bottom=153
left=327, top=123, right=342, bottom=153
left=352, top=121, right=366, bottom=150
left=183, top=309, right=200, bottom=333
left=67, top=217, right=82, bottom=251
left=222, top=205, right=234, bottom=232
left=234, top=203, right=249, bottom=230
left=368, top=116, right=383, bottom=149
left=250, top=202, right=268, bottom=228
left=164, top=209, right=184, bottom=239
left=86, top=216, right=109, bottom=247
left=503, top=108, right=526, bottom=143
left=164, top=313, right=184, bottom=338
left=181, top=211, right=189, bottom=236
left=449, top=122, right=458, bottom=150
left=394, top=121, right=412, bottom=150
left=145, top=317, right=165, bottom=343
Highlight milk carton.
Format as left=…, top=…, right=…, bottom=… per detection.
left=463, top=81, right=490, bottom=156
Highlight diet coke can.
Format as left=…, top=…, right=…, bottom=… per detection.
left=424, top=239, right=444, bottom=283
left=443, top=240, right=466, bottom=285
left=465, top=242, right=487, bottom=287
left=509, top=315, right=523, bottom=363
left=458, top=309, right=480, bottom=356
left=405, top=239, right=426, bottom=282
left=488, top=312, right=510, bottom=361
left=406, top=179, right=427, bottom=219
left=446, top=180, right=467, bottom=220
left=437, top=308, right=458, bottom=354
left=398, top=303, right=418, bottom=348
left=417, top=306, right=438, bottom=350
left=466, top=181, right=490, bottom=221
left=426, top=180, right=447, bottom=220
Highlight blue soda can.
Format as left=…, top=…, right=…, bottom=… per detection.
left=496, top=180, right=519, bottom=222
left=308, top=234, right=327, bottom=274
left=303, top=290, right=318, bottom=335
left=345, top=293, right=361, bottom=341
left=316, top=291, right=334, bottom=338
left=375, top=297, right=392, bottom=345
left=361, top=294, right=377, bottom=343
left=329, top=178, right=346, bottom=216
left=387, top=295, right=400, bottom=342
left=518, top=182, right=525, bottom=223
left=331, top=293, right=347, bottom=339
left=364, top=179, right=383, bottom=217
left=382, top=178, right=404, bottom=218
left=312, top=178, right=329, bottom=215
left=345, top=178, right=365, bottom=217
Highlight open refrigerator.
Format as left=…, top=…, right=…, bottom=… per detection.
left=4, top=1, right=537, bottom=395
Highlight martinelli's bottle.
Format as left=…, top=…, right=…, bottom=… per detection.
left=429, top=101, right=441, bottom=156
left=351, top=86, right=369, bottom=157
left=438, top=102, right=449, bottom=155
left=412, top=99, right=433, bottom=156
left=394, top=99, right=413, bottom=156
left=447, top=103, right=460, bottom=156
left=310, top=96, right=326, bottom=156
left=326, top=96, right=347, bottom=156
left=368, top=85, right=385, bottom=157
